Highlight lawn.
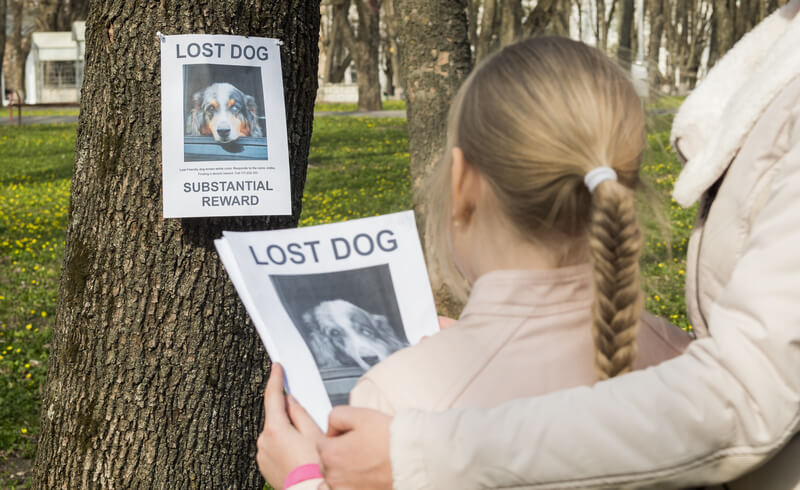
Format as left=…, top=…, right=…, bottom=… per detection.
left=0, top=110, right=693, bottom=485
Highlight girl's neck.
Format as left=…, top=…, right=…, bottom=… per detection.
left=457, top=209, right=588, bottom=283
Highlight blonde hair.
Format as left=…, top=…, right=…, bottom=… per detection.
left=424, top=37, right=645, bottom=380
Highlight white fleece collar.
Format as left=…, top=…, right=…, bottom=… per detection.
left=671, top=0, right=800, bottom=207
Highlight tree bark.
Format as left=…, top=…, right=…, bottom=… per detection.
left=395, top=0, right=472, bottom=317
left=32, top=1, right=319, bottom=488
left=324, top=0, right=354, bottom=83
left=341, top=0, right=382, bottom=110
left=646, top=0, right=666, bottom=87
left=36, top=0, right=90, bottom=31
left=382, top=0, right=403, bottom=96
left=0, top=0, right=6, bottom=98
left=618, top=0, right=635, bottom=64
left=499, top=0, right=522, bottom=47
left=5, top=0, right=30, bottom=97
left=522, top=0, right=557, bottom=36
left=475, top=0, right=499, bottom=62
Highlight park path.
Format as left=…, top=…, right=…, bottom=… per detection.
left=0, top=109, right=408, bottom=126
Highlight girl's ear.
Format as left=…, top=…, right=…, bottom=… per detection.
left=450, top=147, right=482, bottom=224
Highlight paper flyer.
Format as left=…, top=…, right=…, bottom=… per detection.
left=160, top=33, right=291, bottom=218
left=215, top=211, right=440, bottom=430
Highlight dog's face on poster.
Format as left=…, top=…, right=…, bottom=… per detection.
left=302, top=300, right=407, bottom=371
left=186, top=82, right=263, bottom=143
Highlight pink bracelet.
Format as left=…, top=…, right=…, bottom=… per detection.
left=284, top=463, right=322, bottom=489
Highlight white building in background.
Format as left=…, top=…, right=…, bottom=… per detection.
left=24, top=21, right=86, bottom=104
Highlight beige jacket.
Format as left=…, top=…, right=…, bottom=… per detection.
left=388, top=2, right=800, bottom=488
left=288, top=267, right=689, bottom=490
left=349, top=266, right=689, bottom=414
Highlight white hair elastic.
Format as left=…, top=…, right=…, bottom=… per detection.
left=584, top=166, right=618, bottom=193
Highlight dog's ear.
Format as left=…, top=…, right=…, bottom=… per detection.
left=370, top=314, right=406, bottom=349
left=302, top=311, right=336, bottom=369
left=245, top=94, right=258, bottom=116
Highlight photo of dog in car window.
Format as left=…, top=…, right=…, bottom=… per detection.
left=183, top=64, right=268, bottom=161
left=270, top=265, right=409, bottom=406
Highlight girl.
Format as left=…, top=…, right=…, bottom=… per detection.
left=258, top=36, right=690, bottom=489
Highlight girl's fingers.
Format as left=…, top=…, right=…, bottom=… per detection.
left=287, top=394, right=323, bottom=438
left=264, top=362, right=289, bottom=427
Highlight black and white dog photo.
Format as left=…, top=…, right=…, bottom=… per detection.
left=301, top=299, right=407, bottom=371
left=270, top=265, right=409, bottom=405
left=182, top=64, right=267, bottom=161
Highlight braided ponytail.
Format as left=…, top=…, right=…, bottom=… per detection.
left=588, top=180, right=643, bottom=380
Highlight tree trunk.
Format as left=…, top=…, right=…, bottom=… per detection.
left=0, top=0, right=6, bottom=98
left=709, top=0, right=734, bottom=67
left=342, top=0, right=382, bottom=111
left=551, top=0, right=571, bottom=36
left=475, top=0, right=499, bottom=62
left=36, top=0, right=90, bottom=31
left=467, top=0, right=480, bottom=53
left=324, top=0, right=354, bottom=84
left=32, top=1, right=319, bottom=488
left=618, top=0, right=635, bottom=64
left=382, top=0, right=403, bottom=96
left=5, top=0, right=30, bottom=98
left=499, top=0, right=522, bottom=47
left=522, top=0, right=557, bottom=36
left=395, top=0, right=472, bottom=317
left=646, top=0, right=666, bottom=87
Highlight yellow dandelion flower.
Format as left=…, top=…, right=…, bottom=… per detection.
left=25, top=324, right=32, bottom=330
left=21, top=428, right=27, bottom=434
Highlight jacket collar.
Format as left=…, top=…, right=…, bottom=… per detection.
left=671, top=0, right=800, bottom=208
left=459, top=265, right=593, bottom=320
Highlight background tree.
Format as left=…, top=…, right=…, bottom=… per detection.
left=381, top=0, right=402, bottom=96
left=0, top=0, right=6, bottom=99
left=2, top=0, right=89, bottom=99
left=340, top=0, right=383, bottom=110
left=32, top=0, right=319, bottom=487
left=646, top=0, right=667, bottom=87
left=321, top=0, right=354, bottom=83
left=618, top=0, right=635, bottom=64
left=35, top=0, right=90, bottom=31
left=3, top=0, right=31, bottom=98
left=594, top=0, right=618, bottom=51
left=395, top=0, right=472, bottom=316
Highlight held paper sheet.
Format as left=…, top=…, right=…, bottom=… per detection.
left=215, top=211, right=439, bottom=430
left=160, top=33, right=291, bottom=218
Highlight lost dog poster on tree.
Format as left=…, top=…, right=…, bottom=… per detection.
left=160, top=33, right=290, bottom=217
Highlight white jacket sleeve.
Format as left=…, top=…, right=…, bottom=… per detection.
left=389, top=148, right=800, bottom=489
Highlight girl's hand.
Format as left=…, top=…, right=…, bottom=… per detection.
left=318, top=406, right=394, bottom=490
left=257, top=363, right=323, bottom=488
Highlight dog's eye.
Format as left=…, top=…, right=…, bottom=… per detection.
left=358, top=326, right=374, bottom=337
left=330, top=329, right=342, bottom=336
left=231, top=104, right=240, bottom=113
left=205, top=106, right=216, bottom=115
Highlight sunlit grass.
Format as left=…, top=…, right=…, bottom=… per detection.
left=314, top=99, right=406, bottom=112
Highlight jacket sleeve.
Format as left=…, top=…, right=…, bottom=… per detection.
left=349, top=377, right=397, bottom=415
left=389, top=145, right=800, bottom=489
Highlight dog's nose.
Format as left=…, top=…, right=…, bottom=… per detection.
left=217, top=127, right=231, bottom=139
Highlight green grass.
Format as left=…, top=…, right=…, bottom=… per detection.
left=314, top=99, right=406, bottom=112
left=8, top=107, right=80, bottom=118
left=0, top=123, right=74, bottom=486
left=301, top=116, right=411, bottom=225
left=0, top=110, right=693, bottom=485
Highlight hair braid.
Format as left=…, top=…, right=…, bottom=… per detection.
left=589, top=180, right=644, bottom=380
